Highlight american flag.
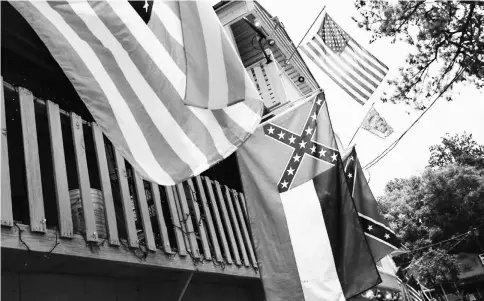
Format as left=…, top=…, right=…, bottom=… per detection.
left=301, top=13, right=389, bottom=105
left=10, top=1, right=263, bottom=185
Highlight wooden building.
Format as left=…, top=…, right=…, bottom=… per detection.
left=1, top=1, right=319, bottom=300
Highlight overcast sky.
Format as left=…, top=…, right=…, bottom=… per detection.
left=224, top=0, right=484, bottom=196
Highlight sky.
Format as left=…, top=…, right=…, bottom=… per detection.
left=220, top=0, right=484, bottom=196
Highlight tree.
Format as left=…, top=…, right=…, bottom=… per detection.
left=378, top=134, right=484, bottom=289
left=354, top=1, right=484, bottom=107
left=429, top=132, right=484, bottom=169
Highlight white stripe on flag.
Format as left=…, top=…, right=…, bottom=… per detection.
left=302, top=42, right=368, bottom=104
left=108, top=1, right=186, bottom=100
left=71, top=1, right=208, bottom=175
left=313, top=36, right=377, bottom=93
left=359, top=212, right=396, bottom=234
left=31, top=0, right=174, bottom=184
left=281, top=181, right=345, bottom=301
left=196, top=1, right=229, bottom=109
left=152, top=2, right=183, bottom=46
left=223, top=103, right=260, bottom=133
left=347, top=39, right=388, bottom=76
left=188, top=107, right=236, bottom=157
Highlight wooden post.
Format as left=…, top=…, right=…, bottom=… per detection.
left=91, top=124, right=119, bottom=245
left=1, top=79, right=13, bottom=227
left=203, top=177, right=231, bottom=263
left=186, top=178, right=211, bottom=260
left=18, top=87, right=46, bottom=233
left=214, top=180, right=241, bottom=265
left=71, top=112, right=97, bottom=242
left=232, top=189, right=257, bottom=268
left=224, top=186, right=249, bottom=266
left=46, top=101, right=73, bottom=238
left=113, top=150, right=138, bottom=248
left=132, top=173, right=156, bottom=251
left=194, top=175, right=222, bottom=262
left=150, top=182, right=172, bottom=253
left=174, top=184, right=199, bottom=258
left=164, top=186, right=187, bottom=256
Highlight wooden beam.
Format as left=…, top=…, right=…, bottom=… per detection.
left=164, top=186, right=186, bottom=256
left=150, top=183, right=172, bottom=253
left=224, top=186, right=249, bottom=267
left=232, top=190, right=257, bottom=268
left=1, top=224, right=259, bottom=279
left=214, top=180, right=241, bottom=266
left=114, top=150, right=138, bottom=248
left=203, top=177, right=232, bottom=264
left=46, top=101, right=73, bottom=238
left=71, top=112, right=97, bottom=242
left=194, top=176, right=222, bottom=262
left=1, top=79, right=13, bottom=227
left=186, top=178, right=211, bottom=260
left=18, top=87, right=46, bottom=233
left=133, top=173, right=156, bottom=252
left=91, top=124, right=119, bottom=246
left=174, top=184, right=199, bottom=259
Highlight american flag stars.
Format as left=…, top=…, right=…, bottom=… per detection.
left=262, top=96, right=339, bottom=192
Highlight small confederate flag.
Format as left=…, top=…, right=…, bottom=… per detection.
left=343, top=146, right=402, bottom=261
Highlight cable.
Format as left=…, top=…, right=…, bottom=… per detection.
left=284, top=5, right=326, bottom=65
left=395, top=222, right=484, bottom=256
left=363, top=65, right=468, bottom=170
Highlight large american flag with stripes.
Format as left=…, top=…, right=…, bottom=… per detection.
left=301, top=13, right=389, bottom=105
left=11, top=1, right=263, bottom=185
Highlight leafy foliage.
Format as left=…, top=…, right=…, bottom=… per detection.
left=412, top=249, right=461, bottom=288
left=378, top=134, right=484, bottom=288
left=354, top=1, right=484, bottom=107
left=429, top=132, right=484, bottom=168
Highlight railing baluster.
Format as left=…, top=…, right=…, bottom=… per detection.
left=172, top=186, right=191, bottom=254
left=91, top=124, right=119, bottom=245
left=214, top=180, right=241, bottom=265
left=175, top=183, right=199, bottom=258
left=150, top=182, right=172, bottom=253
left=238, top=192, right=249, bottom=221
left=71, top=112, right=97, bottom=241
left=203, top=177, right=232, bottom=264
left=195, top=176, right=222, bottom=262
left=133, top=173, right=156, bottom=251
left=164, top=186, right=187, bottom=256
left=113, top=150, right=138, bottom=247
left=187, top=178, right=211, bottom=260
left=232, top=190, right=257, bottom=268
left=224, top=186, right=249, bottom=267
left=18, top=87, right=46, bottom=233
left=46, top=100, right=72, bottom=238
left=1, top=79, right=13, bottom=227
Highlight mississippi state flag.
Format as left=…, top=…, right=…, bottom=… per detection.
left=237, top=92, right=380, bottom=301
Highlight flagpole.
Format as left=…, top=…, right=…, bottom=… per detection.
left=347, top=102, right=375, bottom=147
left=284, top=4, right=326, bottom=66
left=258, top=89, right=322, bottom=128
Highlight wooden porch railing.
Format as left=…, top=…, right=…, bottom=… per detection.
left=0, top=79, right=258, bottom=278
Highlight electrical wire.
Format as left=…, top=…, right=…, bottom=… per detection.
left=363, top=65, right=468, bottom=170
left=396, top=222, right=484, bottom=256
